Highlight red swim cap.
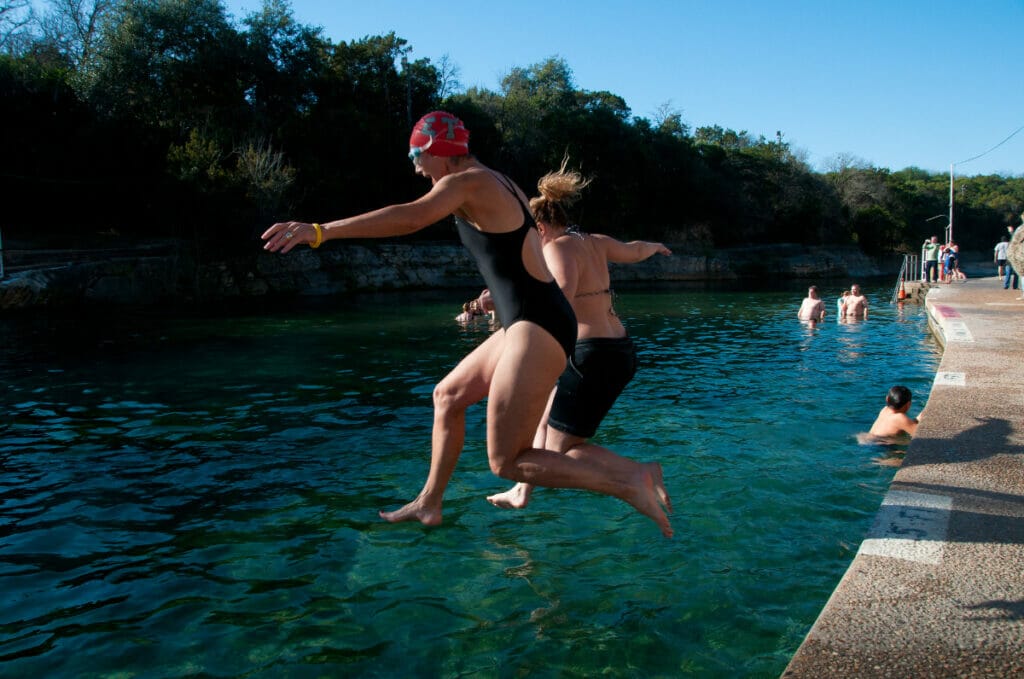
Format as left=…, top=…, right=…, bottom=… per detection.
left=409, top=111, right=470, bottom=157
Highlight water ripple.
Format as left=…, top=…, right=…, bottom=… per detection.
left=0, top=287, right=939, bottom=676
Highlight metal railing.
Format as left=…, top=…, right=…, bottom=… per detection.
left=890, top=253, right=918, bottom=304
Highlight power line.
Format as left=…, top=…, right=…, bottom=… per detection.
left=956, top=124, right=1024, bottom=166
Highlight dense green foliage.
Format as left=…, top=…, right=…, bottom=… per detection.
left=3, top=0, right=1022, bottom=255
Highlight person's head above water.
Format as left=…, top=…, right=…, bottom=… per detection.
left=408, top=111, right=470, bottom=159
left=885, top=385, right=912, bottom=411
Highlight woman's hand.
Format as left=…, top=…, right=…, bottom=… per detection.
left=263, top=221, right=314, bottom=253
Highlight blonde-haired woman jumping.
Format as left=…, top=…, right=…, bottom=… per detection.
left=487, top=158, right=673, bottom=511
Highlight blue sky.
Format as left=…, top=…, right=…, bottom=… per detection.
left=232, top=1, right=1017, bottom=177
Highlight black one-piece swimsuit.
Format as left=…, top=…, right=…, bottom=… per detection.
left=454, top=175, right=577, bottom=357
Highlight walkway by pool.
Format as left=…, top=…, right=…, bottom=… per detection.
left=784, top=278, right=1024, bottom=677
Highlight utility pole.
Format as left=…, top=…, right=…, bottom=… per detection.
left=947, top=163, right=954, bottom=244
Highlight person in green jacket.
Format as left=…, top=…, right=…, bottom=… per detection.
left=922, top=235, right=940, bottom=282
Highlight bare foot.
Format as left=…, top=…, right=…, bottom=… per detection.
left=486, top=483, right=533, bottom=509
left=379, top=497, right=442, bottom=526
left=623, top=466, right=674, bottom=538
left=647, top=462, right=673, bottom=514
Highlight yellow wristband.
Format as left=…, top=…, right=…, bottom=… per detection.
left=311, top=223, right=323, bottom=249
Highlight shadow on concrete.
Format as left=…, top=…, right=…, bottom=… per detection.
left=963, top=599, right=1024, bottom=622
left=903, top=416, right=1024, bottom=467
left=866, top=501, right=1024, bottom=546
left=893, top=480, right=1024, bottom=510
left=878, top=478, right=1024, bottom=546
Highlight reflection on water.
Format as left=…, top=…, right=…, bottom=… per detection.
left=0, top=284, right=940, bottom=677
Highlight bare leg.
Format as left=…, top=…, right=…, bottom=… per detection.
left=548, top=428, right=672, bottom=513
left=380, top=330, right=504, bottom=525
left=486, top=388, right=554, bottom=509
left=563, top=443, right=673, bottom=514
left=486, top=323, right=672, bottom=537
left=488, top=409, right=673, bottom=517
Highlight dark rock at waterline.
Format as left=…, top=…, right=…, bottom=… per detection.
left=1, top=242, right=891, bottom=311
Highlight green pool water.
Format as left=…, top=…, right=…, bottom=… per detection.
left=0, top=283, right=940, bottom=677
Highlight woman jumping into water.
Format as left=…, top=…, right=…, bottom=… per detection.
left=487, top=158, right=672, bottom=511
left=261, top=112, right=672, bottom=537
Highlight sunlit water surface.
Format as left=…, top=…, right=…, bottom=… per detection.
left=0, top=283, right=940, bottom=677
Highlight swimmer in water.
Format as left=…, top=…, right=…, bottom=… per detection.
left=866, top=385, right=919, bottom=439
left=797, top=285, right=826, bottom=322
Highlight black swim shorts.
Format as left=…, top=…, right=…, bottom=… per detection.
left=547, top=336, right=638, bottom=439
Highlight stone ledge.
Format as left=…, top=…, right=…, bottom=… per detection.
left=0, top=241, right=891, bottom=311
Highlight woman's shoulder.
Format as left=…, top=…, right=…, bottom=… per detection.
left=546, top=234, right=584, bottom=258
left=462, top=165, right=529, bottom=201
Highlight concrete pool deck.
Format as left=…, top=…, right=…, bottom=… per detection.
left=784, top=276, right=1024, bottom=678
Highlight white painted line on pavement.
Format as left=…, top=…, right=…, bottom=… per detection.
left=934, top=372, right=966, bottom=387
left=858, top=490, right=953, bottom=565
left=944, top=320, right=974, bottom=342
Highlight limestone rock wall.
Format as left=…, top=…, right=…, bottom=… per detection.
left=0, top=241, right=893, bottom=311
left=0, top=257, right=182, bottom=310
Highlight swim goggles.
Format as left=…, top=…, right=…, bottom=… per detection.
left=408, top=138, right=433, bottom=163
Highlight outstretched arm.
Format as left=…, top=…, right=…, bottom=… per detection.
left=263, top=173, right=470, bottom=253
left=595, top=234, right=672, bottom=264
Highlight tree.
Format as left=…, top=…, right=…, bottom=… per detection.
left=233, top=137, right=296, bottom=218
left=495, top=56, right=576, bottom=175
left=434, top=52, right=460, bottom=100
left=85, top=0, right=248, bottom=133
left=37, top=0, right=113, bottom=70
left=6, top=3, right=1019, bottom=256
left=694, top=125, right=753, bottom=151
left=241, top=0, right=324, bottom=135
left=0, top=0, right=32, bottom=54
left=650, top=102, right=690, bottom=140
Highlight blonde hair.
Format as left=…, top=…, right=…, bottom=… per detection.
left=530, top=156, right=592, bottom=229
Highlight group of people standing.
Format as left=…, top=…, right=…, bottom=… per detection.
left=797, top=283, right=868, bottom=323
left=922, top=225, right=1024, bottom=292
left=262, top=112, right=674, bottom=537
left=922, top=235, right=965, bottom=283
